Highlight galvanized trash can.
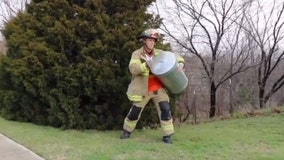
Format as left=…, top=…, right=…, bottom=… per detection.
left=150, top=51, right=188, bottom=94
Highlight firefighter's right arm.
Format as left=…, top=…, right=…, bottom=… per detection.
left=129, top=58, right=149, bottom=75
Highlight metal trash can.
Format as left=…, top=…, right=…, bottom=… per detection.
left=150, top=51, right=188, bottom=94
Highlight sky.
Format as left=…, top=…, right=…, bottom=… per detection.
left=147, top=0, right=284, bottom=53
left=1, top=0, right=283, bottom=43
left=148, top=0, right=284, bottom=35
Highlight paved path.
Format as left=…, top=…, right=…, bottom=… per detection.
left=0, top=134, right=45, bottom=160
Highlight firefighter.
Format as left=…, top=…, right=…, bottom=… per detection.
left=120, top=29, right=185, bottom=143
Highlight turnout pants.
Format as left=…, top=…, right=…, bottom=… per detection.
left=123, top=88, right=174, bottom=136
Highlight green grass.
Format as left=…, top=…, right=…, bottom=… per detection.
left=0, top=113, right=284, bottom=160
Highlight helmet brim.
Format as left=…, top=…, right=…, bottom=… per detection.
left=137, top=36, right=158, bottom=41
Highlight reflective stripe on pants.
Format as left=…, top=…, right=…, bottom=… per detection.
left=123, top=88, right=174, bottom=135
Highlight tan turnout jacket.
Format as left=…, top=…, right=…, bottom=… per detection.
left=126, top=47, right=184, bottom=101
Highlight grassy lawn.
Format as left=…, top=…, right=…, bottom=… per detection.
left=0, top=113, right=283, bottom=160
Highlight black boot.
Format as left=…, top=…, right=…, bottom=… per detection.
left=120, top=130, right=131, bottom=139
left=162, top=135, right=173, bottom=144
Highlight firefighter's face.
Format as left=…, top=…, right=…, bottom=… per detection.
left=144, top=38, right=156, bottom=50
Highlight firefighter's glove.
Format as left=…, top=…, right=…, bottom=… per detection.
left=145, top=54, right=153, bottom=69
left=177, top=63, right=184, bottom=72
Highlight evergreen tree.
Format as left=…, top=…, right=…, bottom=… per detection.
left=0, top=0, right=171, bottom=129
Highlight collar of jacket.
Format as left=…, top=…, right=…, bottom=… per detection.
left=139, top=47, right=160, bottom=57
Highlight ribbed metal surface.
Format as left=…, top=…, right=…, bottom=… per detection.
left=151, top=51, right=188, bottom=94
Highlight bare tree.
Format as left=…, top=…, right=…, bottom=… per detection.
left=153, top=0, right=254, bottom=117
left=242, top=0, right=284, bottom=108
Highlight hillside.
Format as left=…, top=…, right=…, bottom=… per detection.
left=0, top=113, right=283, bottom=160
